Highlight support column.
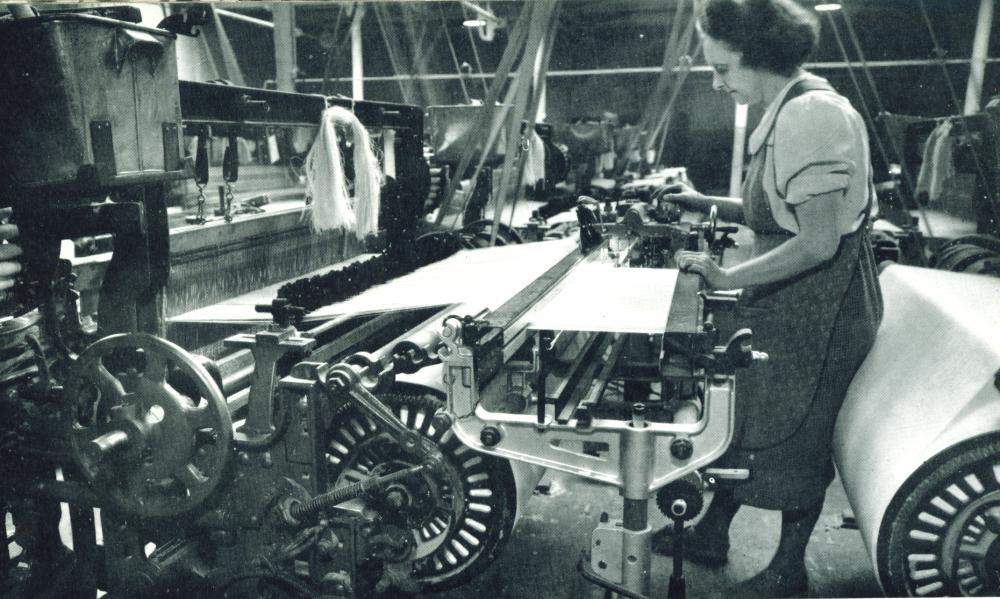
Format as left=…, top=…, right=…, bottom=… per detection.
left=728, top=103, right=749, bottom=198
left=964, top=0, right=994, bottom=115
left=351, top=5, right=366, bottom=100
left=620, top=405, right=653, bottom=597
left=273, top=3, right=297, bottom=93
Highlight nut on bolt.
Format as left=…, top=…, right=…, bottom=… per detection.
left=480, top=426, right=502, bottom=447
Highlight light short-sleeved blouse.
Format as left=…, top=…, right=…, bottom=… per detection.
left=747, top=73, right=874, bottom=236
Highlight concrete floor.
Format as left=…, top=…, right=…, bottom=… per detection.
left=435, top=470, right=884, bottom=599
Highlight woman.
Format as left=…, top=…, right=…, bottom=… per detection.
left=652, top=0, right=883, bottom=597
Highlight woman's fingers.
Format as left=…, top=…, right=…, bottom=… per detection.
left=675, top=250, right=710, bottom=272
left=0, top=260, right=22, bottom=278
left=0, top=243, right=22, bottom=261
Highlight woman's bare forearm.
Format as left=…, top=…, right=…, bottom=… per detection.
left=688, top=194, right=745, bottom=224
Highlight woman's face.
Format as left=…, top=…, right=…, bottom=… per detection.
left=703, top=35, right=761, bottom=106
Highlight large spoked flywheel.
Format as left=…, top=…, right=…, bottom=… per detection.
left=325, top=384, right=516, bottom=591
left=883, top=434, right=1000, bottom=596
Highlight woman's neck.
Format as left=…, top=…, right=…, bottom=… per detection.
left=759, top=68, right=807, bottom=107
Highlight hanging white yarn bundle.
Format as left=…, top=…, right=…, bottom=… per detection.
left=343, top=109, right=382, bottom=239
left=304, top=106, right=382, bottom=239
left=305, top=107, right=354, bottom=232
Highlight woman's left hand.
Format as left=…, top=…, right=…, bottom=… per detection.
left=675, top=250, right=730, bottom=289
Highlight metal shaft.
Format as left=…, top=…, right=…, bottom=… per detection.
left=290, top=465, right=423, bottom=521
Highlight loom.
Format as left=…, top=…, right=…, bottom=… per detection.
left=0, top=10, right=443, bottom=598
left=180, top=198, right=762, bottom=598
left=1, top=54, right=762, bottom=588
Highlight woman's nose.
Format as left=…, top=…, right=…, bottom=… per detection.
left=712, top=72, right=727, bottom=91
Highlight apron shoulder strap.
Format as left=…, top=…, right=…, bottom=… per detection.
left=765, top=78, right=837, bottom=143
left=767, top=79, right=841, bottom=204
left=770, top=79, right=876, bottom=222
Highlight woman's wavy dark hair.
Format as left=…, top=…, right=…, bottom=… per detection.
left=699, top=0, right=820, bottom=76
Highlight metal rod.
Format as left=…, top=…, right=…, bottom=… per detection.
left=553, top=332, right=607, bottom=424
left=308, top=311, right=409, bottom=365
left=305, top=311, right=362, bottom=338
left=536, top=330, right=553, bottom=425
left=215, top=8, right=275, bottom=29
left=459, top=0, right=501, bottom=23
left=580, top=333, right=628, bottom=408
left=283, top=57, right=1000, bottom=85
left=668, top=517, right=687, bottom=599
left=222, top=363, right=255, bottom=395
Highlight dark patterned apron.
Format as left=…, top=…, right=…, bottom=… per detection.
left=719, top=80, right=884, bottom=510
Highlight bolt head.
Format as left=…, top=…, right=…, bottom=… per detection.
left=671, top=438, right=693, bottom=460
left=480, top=426, right=502, bottom=447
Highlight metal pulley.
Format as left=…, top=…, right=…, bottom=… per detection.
left=62, top=333, right=233, bottom=518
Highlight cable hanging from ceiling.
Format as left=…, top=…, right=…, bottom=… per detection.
left=373, top=3, right=416, bottom=105
left=434, top=0, right=548, bottom=228
left=654, top=37, right=700, bottom=167
left=505, top=1, right=561, bottom=237
left=485, top=0, right=560, bottom=245
left=319, top=4, right=347, bottom=96
left=633, top=0, right=698, bottom=167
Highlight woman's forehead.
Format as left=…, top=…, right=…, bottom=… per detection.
left=702, top=36, right=740, bottom=64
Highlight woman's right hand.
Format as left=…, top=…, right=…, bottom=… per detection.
left=652, top=181, right=705, bottom=212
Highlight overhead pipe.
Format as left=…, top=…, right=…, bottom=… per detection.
left=285, top=57, right=1000, bottom=87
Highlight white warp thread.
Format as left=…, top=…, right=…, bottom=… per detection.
left=305, top=106, right=382, bottom=238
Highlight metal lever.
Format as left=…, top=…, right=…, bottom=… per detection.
left=703, top=468, right=751, bottom=488
left=325, top=364, right=442, bottom=464
left=667, top=517, right=687, bottom=599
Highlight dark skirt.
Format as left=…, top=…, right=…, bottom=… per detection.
left=716, top=227, right=883, bottom=511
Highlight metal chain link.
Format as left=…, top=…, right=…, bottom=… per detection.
left=195, top=182, right=207, bottom=224
left=224, top=182, right=235, bottom=223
